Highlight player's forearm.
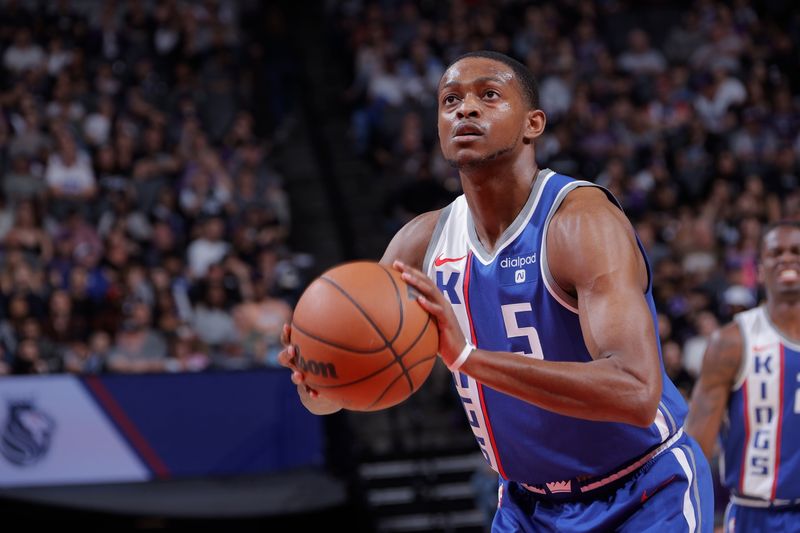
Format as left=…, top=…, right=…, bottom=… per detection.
left=462, top=349, right=660, bottom=427
left=684, top=411, right=719, bottom=460
left=685, top=388, right=728, bottom=460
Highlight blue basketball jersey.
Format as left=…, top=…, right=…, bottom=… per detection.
left=721, top=306, right=800, bottom=504
left=422, top=169, right=687, bottom=485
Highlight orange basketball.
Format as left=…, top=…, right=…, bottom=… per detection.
left=290, top=261, right=439, bottom=411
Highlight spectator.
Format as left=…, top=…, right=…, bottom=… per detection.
left=107, top=301, right=170, bottom=373
left=617, top=29, right=666, bottom=76
left=3, top=155, right=46, bottom=203
left=11, top=339, right=47, bottom=375
left=191, top=282, right=240, bottom=367
left=187, top=215, right=229, bottom=279
left=233, top=278, right=292, bottom=367
left=45, top=132, right=97, bottom=216
left=4, top=199, right=53, bottom=265
left=3, top=28, right=44, bottom=74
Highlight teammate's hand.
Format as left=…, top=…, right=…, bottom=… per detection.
left=393, top=261, right=469, bottom=368
left=277, top=323, right=342, bottom=415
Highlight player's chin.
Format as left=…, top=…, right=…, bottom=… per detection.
left=446, top=149, right=486, bottom=169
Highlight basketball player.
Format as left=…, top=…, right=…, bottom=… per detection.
left=686, top=221, right=800, bottom=532
left=279, top=51, right=713, bottom=531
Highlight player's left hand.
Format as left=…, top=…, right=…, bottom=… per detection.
left=393, top=260, right=469, bottom=368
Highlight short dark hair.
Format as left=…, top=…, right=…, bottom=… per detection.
left=446, top=50, right=539, bottom=109
left=759, top=219, right=800, bottom=254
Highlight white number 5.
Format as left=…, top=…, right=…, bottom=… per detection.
left=501, top=303, right=544, bottom=360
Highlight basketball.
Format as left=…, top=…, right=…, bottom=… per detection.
left=290, top=261, right=439, bottom=411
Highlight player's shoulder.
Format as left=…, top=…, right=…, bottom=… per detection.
left=711, top=320, right=745, bottom=350
left=380, top=209, right=442, bottom=271
left=555, top=185, right=625, bottom=223
left=702, top=320, right=744, bottom=374
left=547, top=185, right=636, bottom=262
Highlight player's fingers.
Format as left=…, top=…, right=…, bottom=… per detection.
left=277, top=345, right=297, bottom=369
left=393, top=260, right=423, bottom=282
left=400, top=271, right=437, bottom=297
left=291, top=370, right=305, bottom=385
left=417, top=295, right=444, bottom=316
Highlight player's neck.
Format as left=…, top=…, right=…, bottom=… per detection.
left=766, top=297, right=800, bottom=342
left=460, top=159, right=539, bottom=253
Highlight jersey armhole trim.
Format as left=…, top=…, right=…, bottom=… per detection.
left=731, top=317, right=748, bottom=392
left=422, top=202, right=454, bottom=274
left=540, top=181, right=597, bottom=314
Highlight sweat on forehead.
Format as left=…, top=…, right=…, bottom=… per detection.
left=442, top=62, right=513, bottom=85
left=441, top=51, right=539, bottom=108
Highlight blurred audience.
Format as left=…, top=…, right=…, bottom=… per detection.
left=0, top=0, right=306, bottom=375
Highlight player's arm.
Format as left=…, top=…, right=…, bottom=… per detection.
left=397, top=188, right=662, bottom=427
left=379, top=210, right=441, bottom=269
left=685, top=323, right=743, bottom=460
left=277, top=210, right=440, bottom=415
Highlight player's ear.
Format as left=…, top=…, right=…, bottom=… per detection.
left=523, top=109, right=546, bottom=145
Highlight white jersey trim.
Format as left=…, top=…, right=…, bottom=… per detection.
left=467, top=169, right=555, bottom=266
left=672, top=445, right=698, bottom=533
left=539, top=180, right=596, bottom=314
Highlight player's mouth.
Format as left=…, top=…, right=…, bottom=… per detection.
left=453, top=123, right=484, bottom=138
left=777, top=267, right=799, bottom=283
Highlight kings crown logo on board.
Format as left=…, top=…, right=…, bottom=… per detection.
left=1, top=400, right=56, bottom=467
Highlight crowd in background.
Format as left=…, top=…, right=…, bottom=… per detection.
left=329, top=0, right=800, bottom=399
left=0, top=0, right=307, bottom=376
left=2, top=0, right=800, bottom=402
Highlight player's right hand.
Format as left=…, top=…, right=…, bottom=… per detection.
left=277, top=323, right=343, bottom=415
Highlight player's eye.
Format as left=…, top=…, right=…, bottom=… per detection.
left=443, top=94, right=458, bottom=105
left=484, top=90, right=499, bottom=99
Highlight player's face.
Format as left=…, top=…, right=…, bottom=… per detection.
left=759, top=226, right=800, bottom=298
left=437, top=58, right=534, bottom=169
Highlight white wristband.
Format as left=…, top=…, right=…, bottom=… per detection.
left=448, top=342, right=475, bottom=371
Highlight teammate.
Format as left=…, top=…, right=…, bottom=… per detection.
left=686, top=221, right=800, bottom=532
left=280, top=51, right=713, bottom=531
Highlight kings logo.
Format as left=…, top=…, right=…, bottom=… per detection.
left=1, top=400, right=56, bottom=467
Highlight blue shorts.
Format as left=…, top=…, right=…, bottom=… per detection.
left=723, top=502, right=800, bottom=533
left=492, top=431, right=713, bottom=532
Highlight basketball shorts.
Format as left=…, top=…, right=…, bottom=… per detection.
left=492, top=430, right=713, bottom=532
left=723, top=500, right=800, bottom=533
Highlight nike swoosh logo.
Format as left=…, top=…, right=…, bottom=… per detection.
left=641, top=474, right=677, bottom=503
left=434, top=253, right=467, bottom=267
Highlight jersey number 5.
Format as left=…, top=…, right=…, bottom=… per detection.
left=501, top=303, right=544, bottom=360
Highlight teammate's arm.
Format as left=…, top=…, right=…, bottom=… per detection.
left=397, top=187, right=662, bottom=426
left=276, top=211, right=439, bottom=415
left=685, top=323, right=743, bottom=460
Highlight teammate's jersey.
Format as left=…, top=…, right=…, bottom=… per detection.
left=721, top=305, right=800, bottom=503
left=422, top=169, right=687, bottom=484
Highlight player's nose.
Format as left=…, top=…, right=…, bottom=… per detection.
left=456, top=93, right=480, bottom=119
